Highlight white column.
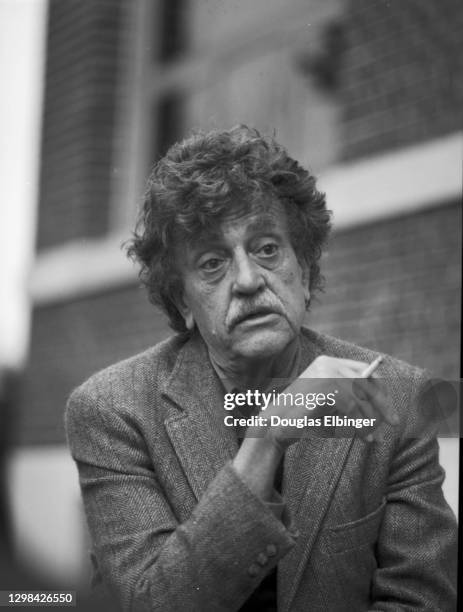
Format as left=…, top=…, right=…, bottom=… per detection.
left=0, top=0, right=48, bottom=369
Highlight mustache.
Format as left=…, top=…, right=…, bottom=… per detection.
left=227, top=298, right=283, bottom=329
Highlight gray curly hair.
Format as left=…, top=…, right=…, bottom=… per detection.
left=126, top=125, right=331, bottom=333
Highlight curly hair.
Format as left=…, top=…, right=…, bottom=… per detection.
left=126, top=125, right=331, bottom=333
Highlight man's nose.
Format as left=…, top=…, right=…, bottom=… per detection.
left=231, top=253, right=265, bottom=294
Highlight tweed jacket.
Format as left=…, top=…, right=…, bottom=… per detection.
left=65, top=327, right=457, bottom=612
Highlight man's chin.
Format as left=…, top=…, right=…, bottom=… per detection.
left=230, top=330, right=294, bottom=361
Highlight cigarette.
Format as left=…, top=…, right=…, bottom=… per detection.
left=360, top=355, right=383, bottom=378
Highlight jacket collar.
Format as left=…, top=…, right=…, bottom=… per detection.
left=161, top=332, right=239, bottom=500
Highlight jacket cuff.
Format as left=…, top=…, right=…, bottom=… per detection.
left=226, top=462, right=299, bottom=540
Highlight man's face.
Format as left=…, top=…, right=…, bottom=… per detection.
left=176, top=198, right=310, bottom=366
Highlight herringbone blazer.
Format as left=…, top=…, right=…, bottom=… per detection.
left=65, top=327, right=457, bottom=611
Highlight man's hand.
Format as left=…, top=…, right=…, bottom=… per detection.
left=233, top=355, right=397, bottom=502
left=260, top=355, right=396, bottom=451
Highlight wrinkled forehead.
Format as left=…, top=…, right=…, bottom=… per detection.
left=184, top=196, right=290, bottom=246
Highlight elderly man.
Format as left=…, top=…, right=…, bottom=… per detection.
left=66, top=126, right=457, bottom=611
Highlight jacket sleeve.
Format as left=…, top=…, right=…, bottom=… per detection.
left=65, top=385, right=297, bottom=612
left=369, top=372, right=458, bottom=611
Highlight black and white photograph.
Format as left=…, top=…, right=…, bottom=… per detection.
left=0, top=1, right=461, bottom=610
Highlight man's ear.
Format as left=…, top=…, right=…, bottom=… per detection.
left=183, top=310, right=195, bottom=331
left=175, top=292, right=195, bottom=331
left=301, top=263, right=311, bottom=307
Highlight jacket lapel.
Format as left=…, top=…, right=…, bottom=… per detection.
left=278, top=329, right=355, bottom=611
left=278, top=436, right=353, bottom=612
left=162, top=333, right=239, bottom=501
left=162, top=328, right=354, bottom=612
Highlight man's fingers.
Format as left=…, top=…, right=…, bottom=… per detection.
left=300, top=356, right=370, bottom=379
left=352, top=378, right=399, bottom=426
left=337, top=359, right=370, bottom=378
left=354, top=396, right=376, bottom=421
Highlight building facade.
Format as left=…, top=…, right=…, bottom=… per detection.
left=8, top=0, right=462, bottom=586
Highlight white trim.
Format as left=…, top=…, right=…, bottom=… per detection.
left=318, top=132, right=462, bottom=229
left=0, top=0, right=48, bottom=366
left=6, top=445, right=87, bottom=582
left=30, top=233, right=138, bottom=305
left=438, top=438, right=459, bottom=521
left=30, top=132, right=462, bottom=305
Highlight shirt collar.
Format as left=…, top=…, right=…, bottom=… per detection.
left=209, top=337, right=302, bottom=394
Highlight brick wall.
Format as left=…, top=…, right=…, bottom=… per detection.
left=310, top=200, right=461, bottom=379
left=18, top=200, right=460, bottom=445
left=17, top=286, right=171, bottom=446
left=37, top=0, right=126, bottom=249
left=20, top=0, right=461, bottom=446
left=340, top=0, right=462, bottom=160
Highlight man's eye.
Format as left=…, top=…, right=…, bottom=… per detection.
left=199, top=258, right=223, bottom=271
left=256, top=243, right=279, bottom=257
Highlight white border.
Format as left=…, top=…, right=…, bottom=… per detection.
left=30, top=132, right=462, bottom=305
left=319, top=131, right=462, bottom=229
